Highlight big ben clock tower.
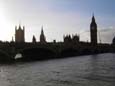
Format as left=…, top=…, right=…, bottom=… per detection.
left=90, top=14, right=97, bottom=45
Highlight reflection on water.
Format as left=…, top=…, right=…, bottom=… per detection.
left=86, top=54, right=115, bottom=85
left=0, top=53, right=115, bottom=86
left=0, top=68, right=10, bottom=86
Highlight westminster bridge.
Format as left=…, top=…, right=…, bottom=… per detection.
left=0, top=41, right=113, bottom=62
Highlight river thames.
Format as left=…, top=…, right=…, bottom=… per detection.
left=0, top=53, right=115, bottom=86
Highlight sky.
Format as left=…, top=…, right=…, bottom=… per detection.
left=0, top=0, right=114, bottom=43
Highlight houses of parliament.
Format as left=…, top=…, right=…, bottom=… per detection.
left=15, top=25, right=46, bottom=44
left=0, top=14, right=115, bottom=61
left=14, top=15, right=99, bottom=45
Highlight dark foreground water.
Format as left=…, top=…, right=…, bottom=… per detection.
left=0, top=53, right=115, bottom=86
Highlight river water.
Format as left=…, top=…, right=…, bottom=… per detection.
left=0, top=53, right=115, bottom=86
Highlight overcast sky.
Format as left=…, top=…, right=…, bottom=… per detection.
left=0, top=0, right=114, bottom=43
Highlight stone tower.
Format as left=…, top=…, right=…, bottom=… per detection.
left=40, top=26, right=46, bottom=44
left=90, top=14, right=97, bottom=45
left=15, top=25, right=25, bottom=43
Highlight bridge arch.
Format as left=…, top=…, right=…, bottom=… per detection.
left=19, top=47, right=56, bottom=61
left=0, top=49, right=14, bottom=62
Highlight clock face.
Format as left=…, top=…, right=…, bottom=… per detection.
left=92, top=27, right=95, bottom=29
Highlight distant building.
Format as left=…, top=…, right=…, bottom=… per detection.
left=112, top=37, right=115, bottom=44
left=53, top=40, right=56, bottom=43
left=90, top=14, right=97, bottom=45
left=40, top=26, right=46, bottom=44
left=64, top=35, right=72, bottom=43
left=32, top=35, right=36, bottom=43
left=64, top=34, right=79, bottom=44
left=15, top=25, right=25, bottom=43
left=72, top=34, right=80, bottom=44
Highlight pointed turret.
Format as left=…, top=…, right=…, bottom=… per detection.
left=90, top=14, right=97, bottom=29
left=18, top=24, right=22, bottom=30
left=40, top=26, right=46, bottom=44
left=32, top=35, right=36, bottom=43
left=41, top=26, right=44, bottom=35
left=11, top=36, right=14, bottom=43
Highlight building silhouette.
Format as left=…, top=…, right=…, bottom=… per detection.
left=15, top=25, right=25, bottom=43
left=112, top=37, right=115, bottom=44
left=11, top=36, right=14, bottom=42
left=40, top=26, right=46, bottom=44
left=64, top=35, right=72, bottom=43
left=64, top=34, right=79, bottom=44
left=90, top=14, right=97, bottom=45
left=32, top=35, right=36, bottom=43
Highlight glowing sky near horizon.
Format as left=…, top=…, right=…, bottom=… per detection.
left=0, top=0, right=114, bottom=43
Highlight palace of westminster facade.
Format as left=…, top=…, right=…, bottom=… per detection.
left=14, top=15, right=114, bottom=45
